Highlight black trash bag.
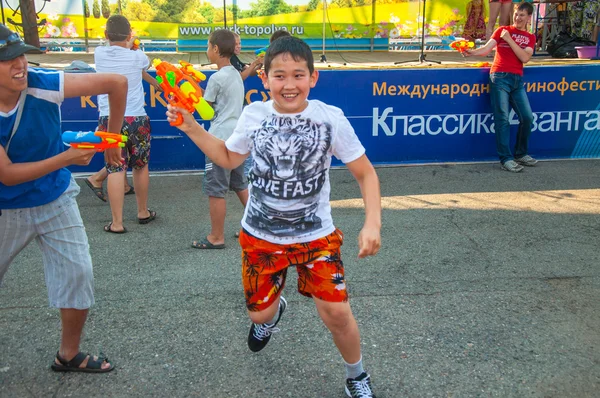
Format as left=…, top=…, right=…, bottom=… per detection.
left=547, top=31, right=596, bottom=58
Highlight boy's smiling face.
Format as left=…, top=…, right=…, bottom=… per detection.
left=261, top=52, right=318, bottom=114
left=0, top=55, right=28, bottom=98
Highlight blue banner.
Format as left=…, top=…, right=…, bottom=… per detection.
left=61, top=64, right=600, bottom=172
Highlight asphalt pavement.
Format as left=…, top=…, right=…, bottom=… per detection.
left=1, top=160, right=599, bottom=398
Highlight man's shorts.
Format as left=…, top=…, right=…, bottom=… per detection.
left=240, top=228, right=348, bottom=312
left=99, top=115, right=151, bottom=173
left=203, top=158, right=247, bottom=198
left=0, top=178, right=94, bottom=309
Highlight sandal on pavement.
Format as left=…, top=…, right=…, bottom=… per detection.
left=191, top=237, right=225, bottom=249
left=104, top=222, right=127, bottom=234
left=51, top=352, right=114, bottom=373
left=84, top=179, right=107, bottom=202
left=125, top=186, right=135, bottom=196
left=138, top=209, right=156, bottom=224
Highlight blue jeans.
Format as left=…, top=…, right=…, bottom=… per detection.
left=489, top=72, right=534, bottom=163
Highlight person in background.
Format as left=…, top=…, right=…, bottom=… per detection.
left=487, top=0, right=513, bottom=41
left=94, top=15, right=159, bottom=233
left=191, top=29, right=248, bottom=249
left=230, top=33, right=263, bottom=83
left=464, top=0, right=487, bottom=41
left=85, top=35, right=161, bottom=203
left=466, top=1, right=537, bottom=173
left=568, top=0, right=600, bottom=41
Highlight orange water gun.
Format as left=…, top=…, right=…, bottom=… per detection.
left=152, top=58, right=214, bottom=126
left=131, top=37, right=141, bottom=51
left=62, top=131, right=127, bottom=152
left=451, top=40, right=475, bottom=55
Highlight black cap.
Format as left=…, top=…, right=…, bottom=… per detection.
left=0, top=24, right=43, bottom=61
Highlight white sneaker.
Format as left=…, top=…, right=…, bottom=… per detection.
left=515, top=155, right=538, bottom=166
left=501, top=160, right=524, bottom=173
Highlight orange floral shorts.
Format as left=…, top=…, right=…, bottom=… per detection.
left=240, top=228, right=348, bottom=312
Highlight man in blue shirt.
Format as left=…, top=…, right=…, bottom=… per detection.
left=0, top=24, right=126, bottom=372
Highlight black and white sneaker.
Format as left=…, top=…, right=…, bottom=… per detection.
left=247, top=296, right=287, bottom=352
left=345, top=372, right=375, bottom=398
left=515, top=155, right=538, bottom=167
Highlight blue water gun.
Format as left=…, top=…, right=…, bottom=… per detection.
left=255, top=46, right=268, bottom=57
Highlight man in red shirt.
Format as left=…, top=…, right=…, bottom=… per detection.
left=466, top=1, right=536, bottom=172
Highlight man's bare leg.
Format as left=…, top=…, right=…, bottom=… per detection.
left=236, top=189, right=248, bottom=207
left=86, top=168, right=108, bottom=189
left=132, top=165, right=150, bottom=219
left=106, top=171, right=126, bottom=232
left=57, top=308, right=111, bottom=370
left=207, top=196, right=226, bottom=245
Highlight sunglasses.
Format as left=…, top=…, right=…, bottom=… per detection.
left=0, top=32, right=22, bottom=50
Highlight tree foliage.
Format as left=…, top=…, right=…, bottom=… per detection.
left=246, top=0, right=293, bottom=17
left=123, top=1, right=156, bottom=22
left=92, top=0, right=101, bottom=18
left=123, top=0, right=208, bottom=23
left=83, top=0, right=90, bottom=18
left=212, top=8, right=234, bottom=24
left=119, top=0, right=387, bottom=24
left=101, top=0, right=111, bottom=18
left=198, top=4, right=215, bottom=23
left=307, top=0, right=320, bottom=12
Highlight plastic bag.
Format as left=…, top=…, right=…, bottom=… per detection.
left=546, top=31, right=596, bottom=58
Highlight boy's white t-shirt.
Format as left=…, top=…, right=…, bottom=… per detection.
left=226, top=100, right=365, bottom=244
left=203, top=65, right=244, bottom=140
left=94, top=46, right=149, bottom=117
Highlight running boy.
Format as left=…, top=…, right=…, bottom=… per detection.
left=191, top=29, right=248, bottom=249
left=167, top=36, right=381, bottom=398
left=0, top=23, right=126, bottom=372
left=94, top=15, right=158, bottom=233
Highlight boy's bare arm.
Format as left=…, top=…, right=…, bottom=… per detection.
left=143, top=70, right=162, bottom=92
left=166, top=105, right=247, bottom=169
left=240, top=58, right=263, bottom=81
left=0, top=145, right=95, bottom=186
left=465, top=38, right=496, bottom=57
left=345, top=154, right=382, bottom=258
left=64, top=73, right=128, bottom=166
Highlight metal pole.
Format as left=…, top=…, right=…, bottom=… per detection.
left=233, top=0, right=237, bottom=27
left=320, top=0, right=326, bottom=62
left=370, top=0, right=375, bottom=52
left=81, top=0, right=89, bottom=52
left=1, top=0, right=6, bottom=25
left=223, top=0, right=227, bottom=28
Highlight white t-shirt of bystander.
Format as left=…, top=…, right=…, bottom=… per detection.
left=94, top=45, right=149, bottom=117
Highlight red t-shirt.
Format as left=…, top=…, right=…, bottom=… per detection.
left=490, top=25, right=536, bottom=76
